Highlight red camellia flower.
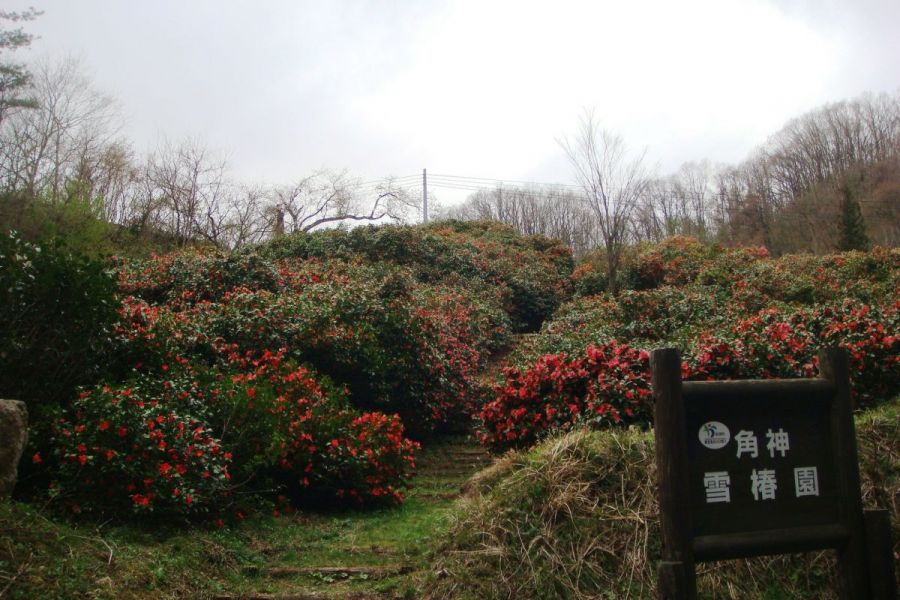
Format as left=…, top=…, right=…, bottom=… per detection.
left=98, top=420, right=110, bottom=431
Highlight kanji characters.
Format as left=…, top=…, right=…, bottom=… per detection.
left=703, top=471, right=731, bottom=503
left=766, top=428, right=790, bottom=458
left=734, top=430, right=758, bottom=458
left=794, top=466, right=819, bottom=497
left=750, top=468, right=777, bottom=500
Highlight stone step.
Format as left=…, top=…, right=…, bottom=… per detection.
left=244, top=564, right=415, bottom=580
left=334, top=544, right=399, bottom=556
left=418, top=454, right=491, bottom=463
left=214, top=592, right=389, bottom=600
left=424, top=446, right=490, bottom=456
left=415, top=465, right=489, bottom=476
left=408, top=490, right=459, bottom=501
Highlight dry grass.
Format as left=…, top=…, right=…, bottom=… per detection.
left=421, top=398, right=899, bottom=599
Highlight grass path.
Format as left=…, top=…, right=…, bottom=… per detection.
left=211, top=436, right=491, bottom=600
left=206, top=336, right=522, bottom=599
left=0, top=435, right=492, bottom=600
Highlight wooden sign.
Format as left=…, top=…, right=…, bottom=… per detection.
left=651, top=347, right=897, bottom=600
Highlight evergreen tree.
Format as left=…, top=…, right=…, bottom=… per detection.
left=0, top=8, right=42, bottom=125
left=837, top=191, right=869, bottom=251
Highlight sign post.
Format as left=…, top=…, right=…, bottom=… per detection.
left=652, top=347, right=896, bottom=600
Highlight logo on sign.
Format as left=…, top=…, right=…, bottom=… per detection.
left=699, top=421, right=730, bottom=450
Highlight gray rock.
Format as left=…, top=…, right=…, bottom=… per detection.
left=0, top=399, right=28, bottom=497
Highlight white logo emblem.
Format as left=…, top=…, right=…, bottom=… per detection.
left=699, top=421, right=730, bottom=450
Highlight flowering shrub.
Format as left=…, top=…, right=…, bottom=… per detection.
left=816, top=300, right=899, bottom=405
left=494, top=242, right=899, bottom=450
left=305, top=411, right=419, bottom=505
left=46, top=349, right=421, bottom=514
left=48, top=377, right=231, bottom=517
left=221, top=350, right=419, bottom=505
left=686, top=301, right=898, bottom=402
left=478, top=342, right=652, bottom=451
left=113, top=257, right=505, bottom=436
left=728, top=307, right=819, bottom=378
left=626, top=236, right=719, bottom=290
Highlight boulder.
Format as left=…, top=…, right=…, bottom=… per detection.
left=0, top=400, right=28, bottom=497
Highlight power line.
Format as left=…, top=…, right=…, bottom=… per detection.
left=356, top=174, right=421, bottom=188
left=428, top=173, right=583, bottom=189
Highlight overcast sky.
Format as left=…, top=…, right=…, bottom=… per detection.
left=7, top=0, right=900, bottom=205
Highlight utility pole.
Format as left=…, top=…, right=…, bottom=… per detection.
left=422, top=168, right=428, bottom=224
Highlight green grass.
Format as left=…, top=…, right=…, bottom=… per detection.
left=0, top=435, right=489, bottom=600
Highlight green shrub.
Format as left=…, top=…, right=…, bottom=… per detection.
left=0, top=231, right=118, bottom=420
left=258, top=220, right=573, bottom=332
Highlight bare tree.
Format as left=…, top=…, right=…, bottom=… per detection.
left=560, top=112, right=650, bottom=292
left=273, top=170, right=415, bottom=233
left=446, top=185, right=600, bottom=255
left=0, top=56, right=122, bottom=204
left=142, top=137, right=228, bottom=246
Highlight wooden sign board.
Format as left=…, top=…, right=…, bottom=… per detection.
left=651, top=347, right=897, bottom=600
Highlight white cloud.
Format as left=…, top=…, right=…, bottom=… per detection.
left=8, top=0, right=898, bottom=205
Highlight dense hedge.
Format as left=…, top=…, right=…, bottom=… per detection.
left=24, top=221, right=575, bottom=516
left=479, top=342, right=652, bottom=451
left=258, top=220, right=574, bottom=332
left=115, top=252, right=508, bottom=436
left=481, top=242, right=899, bottom=451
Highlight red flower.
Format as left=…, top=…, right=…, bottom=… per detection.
left=31, top=452, right=41, bottom=464
left=98, top=421, right=110, bottom=431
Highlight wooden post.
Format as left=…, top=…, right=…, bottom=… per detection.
left=658, top=561, right=688, bottom=600
left=652, top=348, right=696, bottom=600
left=818, top=347, right=869, bottom=600
left=864, top=509, right=897, bottom=600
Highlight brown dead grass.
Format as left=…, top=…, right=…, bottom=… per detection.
left=421, top=398, right=899, bottom=599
